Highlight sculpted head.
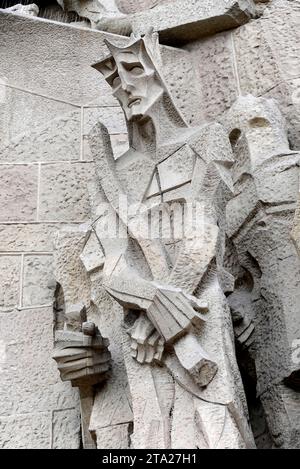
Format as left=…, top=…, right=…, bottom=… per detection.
left=93, top=33, right=165, bottom=122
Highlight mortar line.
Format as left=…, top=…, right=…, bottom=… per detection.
left=0, top=83, right=81, bottom=108
left=0, top=160, right=94, bottom=166
left=0, top=221, right=87, bottom=225
left=18, top=304, right=53, bottom=311
left=0, top=251, right=53, bottom=256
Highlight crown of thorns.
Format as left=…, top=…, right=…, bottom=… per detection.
left=92, top=30, right=162, bottom=84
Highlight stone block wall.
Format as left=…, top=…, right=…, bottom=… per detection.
left=0, top=0, right=299, bottom=448
left=0, top=11, right=128, bottom=449
left=0, top=8, right=199, bottom=449
left=186, top=0, right=300, bottom=149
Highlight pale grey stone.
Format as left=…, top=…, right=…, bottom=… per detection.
left=0, top=165, right=38, bottom=222
left=0, top=256, right=21, bottom=311
left=0, top=86, right=79, bottom=147
left=2, top=3, right=39, bottom=17
left=0, top=11, right=118, bottom=106
left=0, top=109, right=81, bottom=163
left=39, top=162, right=93, bottom=222
left=1, top=0, right=299, bottom=451
left=129, top=0, right=256, bottom=45
left=52, top=408, right=81, bottom=449
left=0, top=224, right=77, bottom=253
left=0, top=412, right=51, bottom=449
left=116, top=0, right=165, bottom=14
left=186, top=31, right=238, bottom=121
left=83, top=32, right=254, bottom=449
left=0, top=307, right=79, bottom=419
left=233, top=0, right=300, bottom=149
left=83, top=106, right=127, bottom=135
left=22, top=255, right=55, bottom=307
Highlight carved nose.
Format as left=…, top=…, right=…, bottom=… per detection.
left=122, top=82, right=133, bottom=94
left=119, top=73, right=130, bottom=93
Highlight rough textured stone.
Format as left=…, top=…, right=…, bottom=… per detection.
left=0, top=86, right=80, bottom=153
left=39, top=162, right=93, bottom=222
left=0, top=256, right=21, bottom=312
left=0, top=412, right=51, bottom=449
left=0, top=165, right=38, bottom=222
left=1, top=0, right=299, bottom=451
left=224, top=94, right=300, bottom=448
left=0, top=307, right=80, bottom=448
left=0, top=224, right=76, bottom=253
left=0, top=109, right=81, bottom=163
left=233, top=0, right=300, bottom=149
left=186, top=31, right=238, bottom=121
left=52, top=408, right=81, bottom=449
left=129, top=0, right=256, bottom=45
left=75, top=33, right=254, bottom=449
left=22, top=255, right=55, bottom=307
left=0, top=12, right=118, bottom=106
left=83, top=106, right=127, bottom=135
left=116, top=0, right=165, bottom=14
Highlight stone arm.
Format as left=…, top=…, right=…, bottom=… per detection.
left=53, top=302, right=111, bottom=388
left=103, top=256, right=218, bottom=386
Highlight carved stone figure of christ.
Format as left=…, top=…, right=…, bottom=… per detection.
left=86, top=32, right=255, bottom=449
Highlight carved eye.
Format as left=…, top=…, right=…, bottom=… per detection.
left=129, top=66, right=144, bottom=76
left=123, top=63, right=144, bottom=76
left=112, top=76, right=121, bottom=88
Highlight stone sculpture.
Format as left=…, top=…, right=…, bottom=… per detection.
left=2, top=3, right=39, bottom=17
left=65, top=31, right=255, bottom=449
left=1, top=0, right=299, bottom=451
left=223, top=95, right=300, bottom=448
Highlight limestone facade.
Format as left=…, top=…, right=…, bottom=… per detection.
left=0, top=0, right=299, bottom=449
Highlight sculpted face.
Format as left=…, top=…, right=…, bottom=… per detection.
left=96, top=41, right=164, bottom=121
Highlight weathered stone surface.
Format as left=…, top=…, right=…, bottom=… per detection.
left=95, top=423, right=131, bottom=449
left=0, top=11, right=118, bottom=106
left=1, top=0, right=299, bottom=451
left=53, top=225, right=91, bottom=310
left=23, top=255, right=55, bottom=307
left=292, top=199, right=300, bottom=255
left=84, top=32, right=253, bottom=449
left=0, top=307, right=80, bottom=449
left=0, top=412, right=51, bottom=449
left=0, top=109, right=81, bottom=163
left=2, top=3, right=39, bottom=17
left=57, top=0, right=125, bottom=29
left=260, top=383, right=300, bottom=449
left=129, top=0, right=256, bottom=45
left=187, top=31, right=238, bottom=121
left=225, top=94, right=300, bottom=448
left=160, top=45, right=203, bottom=126
left=0, top=223, right=76, bottom=252
left=52, top=408, right=81, bottom=449
left=39, top=162, right=93, bottom=222
left=83, top=106, right=127, bottom=135
left=110, top=134, right=129, bottom=160
left=0, top=86, right=80, bottom=152
left=116, top=0, right=165, bottom=14
left=0, top=164, right=38, bottom=222
left=0, top=256, right=21, bottom=311
left=233, top=0, right=300, bottom=149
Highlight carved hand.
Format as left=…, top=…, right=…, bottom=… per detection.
left=127, top=314, right=165, bottom=365
left=147, top=283, right=209, bottom=344
left=52, top=322, right=111, bottom=387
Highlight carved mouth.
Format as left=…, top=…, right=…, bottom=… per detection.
left=128, top=98, right=141, bottom=108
